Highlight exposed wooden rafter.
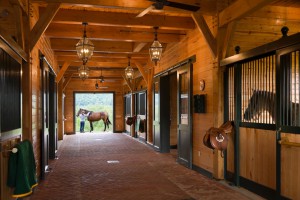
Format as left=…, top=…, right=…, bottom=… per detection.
left=192, top=12, right=217, bottom=58
left=134, top=61, right=148, bottom=85
left=30, top=3, right=61, bottom=51
left=0, top=27, right=27, bottom=61
left=56, top=61, right=72, bottom=83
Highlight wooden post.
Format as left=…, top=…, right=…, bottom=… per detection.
left=57, top=80, right=64, bottom=140
left=146, top=66, right=154, bottom=144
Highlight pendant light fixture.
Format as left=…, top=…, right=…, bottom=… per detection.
left=125, top=57, right=134, bottom=79
left=76, top=22, right=94, bottom=64
left=78, top=62, right=89, bottom=80
left=149, top=27, right=163, bottom=66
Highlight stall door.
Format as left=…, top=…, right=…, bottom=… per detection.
left=177, top=64, right=192, bottom=168
left=49, top=72, right=57, bottom=159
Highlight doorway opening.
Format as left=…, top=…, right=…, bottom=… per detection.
left=74, top=92, right=114, bottom=133
left=169, top=72, right=178, bottom=157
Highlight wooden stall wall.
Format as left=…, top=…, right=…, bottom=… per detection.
left=64, top=79, right=124, bottom=134
left=281, top=133, right=300, bottom=200
left=156, top=15, right=216, bottom=173
left=239, top=128, right=276, bottom=189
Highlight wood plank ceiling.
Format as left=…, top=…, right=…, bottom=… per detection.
left=30, top=0, right=218, bottom=82
left=28, top=0, right=300, bottom=82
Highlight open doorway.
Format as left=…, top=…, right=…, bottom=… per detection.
left=169, top=72, right=178, bottom=153
left=74, top=92, right=114, bottom=133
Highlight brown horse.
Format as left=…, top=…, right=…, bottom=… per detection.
left=76, top=108, right=112, bottom=132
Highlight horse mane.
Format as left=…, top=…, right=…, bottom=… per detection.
left=244, top=90, right=276, bottom=122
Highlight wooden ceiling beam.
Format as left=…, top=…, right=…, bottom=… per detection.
left=56, top=61, right=71, bottom=83
left=30, top=3, right=61, bottom=51
left=45, top=24, right=181, bottom=43
left=58, top=61, right=130, bottom=67
left=51, top=38, right=135, bottom=52
left=32, top=0, right=153, bottom=9
left=56, top=55, right=146, bottom=62
left=134, top=61, right=148, bottom=85
left=50, top=9, right=195, bottom=30
left=192, top=12, right=217, bottom=58
left=56, top=56, right=142, bottom=63
left=55, top=51, right=148, bottom=58
left=218, top=0, right=276, bottom=27
left=0, top=27, right=27, bottom=61
left=133, top=43, right=147, bottom=53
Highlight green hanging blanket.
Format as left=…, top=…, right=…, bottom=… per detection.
left=7, top=140, right=38, bottom=198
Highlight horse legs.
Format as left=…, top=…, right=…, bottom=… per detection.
left=90, top=121, right=93, bottom=132
left=103, top=119, right=106, bottom=132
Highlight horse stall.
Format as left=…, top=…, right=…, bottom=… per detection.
left=124, top=94, right=132, bottom=135
left=221, top=30, right=300, bottom=200
left=135, top=91, right=147, bottom=142
left=0, top=40, right=23, bottom=199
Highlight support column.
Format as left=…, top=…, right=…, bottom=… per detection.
left=146, top=67, right=154, bottom=144
left=57, top=80, right=64, bottom=140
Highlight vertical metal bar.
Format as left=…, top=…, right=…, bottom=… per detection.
left=268, top=55, right=271, bottom=123
left=241, top=64, right=249, bottom=121
left=293, top=52, right=296, bottom=125
left=232, top=67, right=234, bottom=120
left=258, top=59, right=261, bottom=123
left=262, top=58, right=264, bottom=123
left=298, top=51, right=300, bottom=125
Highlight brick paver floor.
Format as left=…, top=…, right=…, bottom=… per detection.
left=25, top=132, right=264, bottom=200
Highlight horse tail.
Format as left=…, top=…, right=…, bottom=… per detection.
left=106, top=116, right=112, bottom=125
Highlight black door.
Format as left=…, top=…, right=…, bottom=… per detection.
left=177, top=64, right=192, bottom=168
left=49, top=72, right=57, bottom=159
left=159, top=75, right=171, bottom=153
left=40, top=57, right=49, bottom=179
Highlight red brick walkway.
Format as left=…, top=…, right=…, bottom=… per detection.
left=26, top=132, right=263, bottom=200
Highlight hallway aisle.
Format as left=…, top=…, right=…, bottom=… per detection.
left=27, top=132, right=261, bottom=200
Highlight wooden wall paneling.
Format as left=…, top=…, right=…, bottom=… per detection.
left=115, top=92, right=124, bottom=132
left=280, top=133, right=300, bottom=199
left=239, top=127, right=276, bottom=189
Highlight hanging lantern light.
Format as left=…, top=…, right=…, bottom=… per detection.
left=76, top=22, right=94, bottom=64
left=95, top=80, right=99, bottom=89
left=149, top=27, right=163, bottom=66
left=78, top=63, right=89, bottom=80
left=125, top=57, right=134, bottom=79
